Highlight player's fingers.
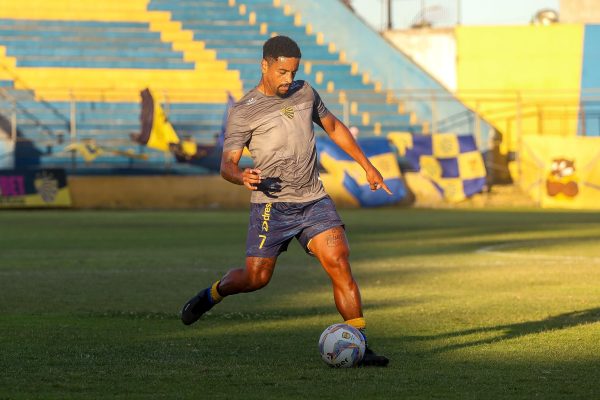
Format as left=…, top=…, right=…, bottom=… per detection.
left=380, top=182, right=393, bottom=195
left=250, top=169, right=262, bottom=182
left=244, top=169, right=261, bottom=181
left=371, top=181, right=393, bottom=195
left=248, top=168, right=261, bottom=179
left=243, top=181, right=258, bottom=191
left=242, top=170, right=260, bottom=190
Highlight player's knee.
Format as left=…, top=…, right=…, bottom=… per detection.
left=243, top=257, right=275, bottom=291
left=323, top=247, right=350, bottom=268
left=322, top=256, right=354, bottom=286
left=246, top=268, right=272, bottom=291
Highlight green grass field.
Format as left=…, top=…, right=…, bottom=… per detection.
left=2, top=208, right=600, bottom=399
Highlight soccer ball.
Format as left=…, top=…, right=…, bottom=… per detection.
left=318, top=323, right=365, bottom=368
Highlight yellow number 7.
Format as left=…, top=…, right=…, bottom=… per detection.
left=258, top=234, right=267, bottom=249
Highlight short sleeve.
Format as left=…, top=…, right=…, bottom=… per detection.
left=223, top=106, right=252, bottom=152
left=311, top=87, right=330, bottom=124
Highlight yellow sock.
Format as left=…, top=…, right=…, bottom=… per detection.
left=210, top=280, right=224, bottom=304
left=345, top=317, right=366, bottom=330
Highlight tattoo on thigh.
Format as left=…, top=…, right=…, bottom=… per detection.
left=258, top=258, right=272, bottom=268
left=326, top=230, right=345, bottom=247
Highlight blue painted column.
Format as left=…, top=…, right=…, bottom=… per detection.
left=580, top=24, right=600, bottom=136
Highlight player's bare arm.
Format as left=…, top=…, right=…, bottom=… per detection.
left=320, top=112, right=392, bottom=194
left=220, top=148, right=262, bottom=190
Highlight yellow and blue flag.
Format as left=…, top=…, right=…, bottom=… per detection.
left=389, top=132, right=486, bottom=202
left=316, top=137, right=406, bottom=207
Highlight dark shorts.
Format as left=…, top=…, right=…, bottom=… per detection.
left=246, top=195, right=344, bottom=258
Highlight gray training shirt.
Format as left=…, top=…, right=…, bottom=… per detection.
left=223, top=80, right=329, bottom=203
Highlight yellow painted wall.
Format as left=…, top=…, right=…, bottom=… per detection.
left=456, top=24, right=584, bottom=152
left=68, top=175, right=252, bottom=209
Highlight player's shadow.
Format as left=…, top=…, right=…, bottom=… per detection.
left=406, top=307, right=600, bottom=354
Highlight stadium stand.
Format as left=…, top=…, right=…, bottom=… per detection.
left=0, top=0, right=244, bottom=172
left=148, top=0, right=422, bottom=135
left=0, top=0, right=481, bottom=174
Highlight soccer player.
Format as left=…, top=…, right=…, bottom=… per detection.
left=181, top=36, right=390, bottom=367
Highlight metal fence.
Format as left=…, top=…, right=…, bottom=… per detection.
left=2, top=86, right=600, bottom=170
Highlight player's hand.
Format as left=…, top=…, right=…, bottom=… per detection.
left=242, top=168, right=262, bottom=191
left=366, top=167, right=392, bottom=195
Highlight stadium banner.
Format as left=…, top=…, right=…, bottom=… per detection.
left=0, top=169, right=71, bottom=208
left=316, top=137, right=407, bottom=207
left=389, top=132, right=486, bottom=202
left=519, top=135, right=600, bottom=209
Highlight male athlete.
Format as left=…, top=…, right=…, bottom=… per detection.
left=181, top=36, right=390, bottom=367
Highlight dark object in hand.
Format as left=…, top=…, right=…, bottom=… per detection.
left=257, top=177, right=283, bottom=193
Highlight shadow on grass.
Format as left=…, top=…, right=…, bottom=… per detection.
left=3, top=209, right=600, bottom=265
left=475, top=236, right=600, bottom=254
left=405, top=307, right=600, bottom=354
left=341, top=209, right=600, bottom=261
left=78, top=298, right=416, bottom=329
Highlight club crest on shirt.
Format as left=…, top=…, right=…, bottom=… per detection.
left=281, top=105, right=295, bottom=119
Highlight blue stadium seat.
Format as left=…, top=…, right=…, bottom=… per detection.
left=0, top=19, right=194, bottom=70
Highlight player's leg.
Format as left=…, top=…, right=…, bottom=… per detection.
left=182, top=201, right=298, bottom=326
left=217, top=256, right=277, bottom=295
left=308, top=226, right=362, bottom=321
left=308, top=226, right=389, bottom=367
left=181, top=256, right=276, bottom=325
left=295, top=197, right=364, bottom=323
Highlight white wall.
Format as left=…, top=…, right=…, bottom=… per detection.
left=384, top=28, right=457, bottom=91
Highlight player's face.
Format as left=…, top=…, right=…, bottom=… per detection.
left=261, top=56, right=300, bottom=97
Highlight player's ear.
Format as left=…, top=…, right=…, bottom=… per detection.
left=261, top=58, right=269, bottom=74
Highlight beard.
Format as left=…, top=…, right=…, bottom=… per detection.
left=276, top=84, right=290, bottom=97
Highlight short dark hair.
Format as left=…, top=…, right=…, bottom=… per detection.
left=262, top=36, right=301, bottom=60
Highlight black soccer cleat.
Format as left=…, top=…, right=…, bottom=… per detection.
left=358, top=347, right=389, bottom=367
left=181, top=288, right=214, bottom=325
